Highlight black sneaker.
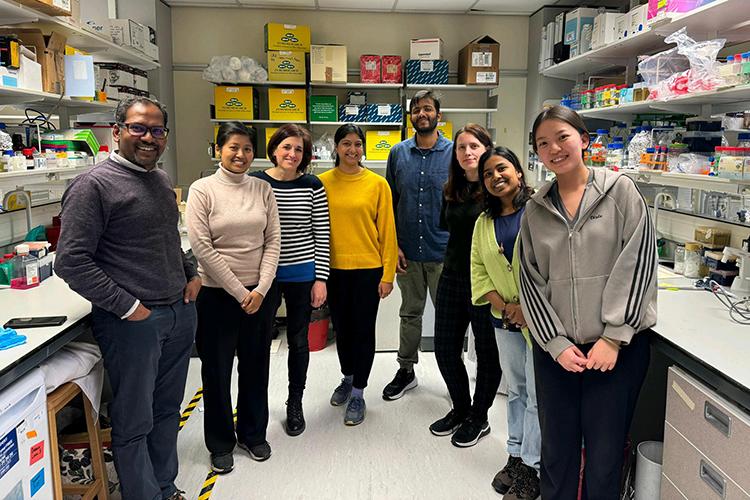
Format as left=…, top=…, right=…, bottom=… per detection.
left=382, top=368, right=417, bottom=401
left=330, top=378, right=352, bottom=406
left=429, top=409, right=466, bottom=436
left=285, top=397, right=305, bottom=437
left=504, top=463, right=541, bottom=500
left=166, top=490, right=187, bottom=500
left=210, top=452, right=234, bottom=474
left=238, top=440, right=272, bottom=462
left=451, top=417, right=490, bottom=448
left=492, top=455, right=522, bottom=494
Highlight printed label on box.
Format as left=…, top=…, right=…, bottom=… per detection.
left=0, top=429, right=19, bottom=480
left=345, top=105, right=359, bottom=116
left=420, top=61, right=434, bottom=72
left=377, top=105, right=391, bottom=116
left=472, top=52, right=493, bottom=67
left=476, top=72, right=497, bottom=84
left=30, top=468, right=45, bottom=496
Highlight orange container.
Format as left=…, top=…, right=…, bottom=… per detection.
left=308, top=319, right=329, bottom=352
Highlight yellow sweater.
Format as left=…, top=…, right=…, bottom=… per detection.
left=318, top=167, right=398, bottom=283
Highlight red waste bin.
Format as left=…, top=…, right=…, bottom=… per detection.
left=308, top=319, right=329, bottom=352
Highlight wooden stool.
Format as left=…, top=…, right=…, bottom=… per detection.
left=47, top=382, right=109, bottom=500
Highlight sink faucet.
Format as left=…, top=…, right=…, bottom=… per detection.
left=2, top=188, right=33, bottom=238
left=652, top=192, right=673, bottom=241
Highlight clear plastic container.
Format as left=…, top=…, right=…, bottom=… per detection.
left=683, top=242, right=703, bottom=279
left=11, top=244, right=39, bottom=289
left=742, top=52, right=750, bottom=85
left=589, top=129, right=610, bottom=167
left=606, top=143, right=624, bottom=170
left=673, top=245, right=686, bottom=275
left=668, top=143, right=689, bottom=171
left=641, top=147, right=656, bottom=169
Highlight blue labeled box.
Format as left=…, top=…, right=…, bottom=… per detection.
left=366, top=103, right=403, bottom=123
left=405, top=59, right=449, bottom=85
left=338, top=104, right=369, bottom=122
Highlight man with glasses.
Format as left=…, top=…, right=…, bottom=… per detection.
left=383, top=90, right=451, bottom=401
left=55, top=97, right=200, bottom=500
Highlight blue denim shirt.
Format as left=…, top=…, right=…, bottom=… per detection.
left=385, top=134, right=452, bottom=262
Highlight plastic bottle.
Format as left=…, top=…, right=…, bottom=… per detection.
left=723, top=55, right=737, bottom=85
left=55, top=145, right=69, bottom=168
left=96, top=145, right=110, bottom=164
left=606, top=143, right=624, bottom=170
left=589, top=129, right=609, bottom=167
left=734, top=54, right=743, bottom=83
left=11, top=152, right=26, bottom=171
left=11, top=244, right=39, bottom=289
left=641, top=147, right=655, bottom=169
left=32, top=150, right=47, bottom=170
left=742, top=52, right=750, bottom=84
left=0, top=150, right=12, bottom=173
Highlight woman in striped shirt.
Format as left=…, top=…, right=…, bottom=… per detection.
left=251, top=124, right=330, bottom=437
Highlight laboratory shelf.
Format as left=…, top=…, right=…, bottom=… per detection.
left=0, top=166, right=91, bottom=187
left=309, top=121, right=402, bottom=126
left=623, top=169, right=750, bottom=195
left=0, top=86, right=117, bottom=113
left=441, top=108, right=497, bottom=113
left=211, top=81, right=307, bottom=88
left=405, top=84, right=497, bottom=91
left=311, top=82, right=403, bottom=89
left=209, top=119, right=307, bottom=125
left=542, top=0, right=750, bottom=81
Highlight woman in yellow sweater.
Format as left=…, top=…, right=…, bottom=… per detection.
left=318, top=124, right=398, bottom=426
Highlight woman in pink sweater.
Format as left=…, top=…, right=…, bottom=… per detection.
left=186, top=122, right=281, bottom=475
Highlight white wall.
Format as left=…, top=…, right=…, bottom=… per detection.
left=169, top=7, right=530, bottom=189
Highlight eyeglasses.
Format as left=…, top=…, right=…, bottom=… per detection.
left=118, top=122, right=169, bottom=139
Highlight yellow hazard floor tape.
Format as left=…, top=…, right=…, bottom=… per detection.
left=179, top=388, right=203, bottom=431
left=198, top=471, right=218, bottom=500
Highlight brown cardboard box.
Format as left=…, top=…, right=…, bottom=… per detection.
left=17, top=0, right=72, bottom=16
left=458, top=35, right=500, bottom=85
left=311, top=44, right=347, bottom=83
left=0, top=29, right=66, bottom=94
left=694, top=226, right=731, bottom=248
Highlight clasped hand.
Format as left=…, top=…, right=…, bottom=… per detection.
left=556, top=339, right=619, bottom=373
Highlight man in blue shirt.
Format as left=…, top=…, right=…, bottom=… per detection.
left=383, top=90, right=451, bottom=400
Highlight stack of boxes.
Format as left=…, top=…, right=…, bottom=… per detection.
left=94, top=62, right=149, bottom=100
left=359, top=54, right=402, bottom=84
left=406, top=38, right=448, bottom=85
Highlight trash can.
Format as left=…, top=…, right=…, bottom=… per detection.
left=634, top=441, right=663, bottom=500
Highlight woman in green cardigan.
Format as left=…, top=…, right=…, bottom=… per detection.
left=470, top=146, right=540, bottom=499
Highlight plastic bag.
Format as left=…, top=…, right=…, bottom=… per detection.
left=0, top=129, right=12, bottom=151
left=670, top=153, right=711, bottom=174
left=313, top=133, right=334, bottom=162
left=664, top=27, right=726, bottom=93
left=202, top=55, right=269, bottom=84
left=637, top=47, right=690, bottom=89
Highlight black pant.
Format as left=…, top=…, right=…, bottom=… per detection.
left=195, top=284, right=278, bottom=453
left=533, top=333, right=650, bottom=500
left=434, top=270, right=501, bottom=421
left=268, top=280, right=313, bottom=398
left=327, top=267, right=382, bottom=390
left=91, top=300, right=196, bottom=500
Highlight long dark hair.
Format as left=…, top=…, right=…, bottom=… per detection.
left=333, top=124, right=365, bottom=167
left=531, top=105, right=589, bottom=154
left=478, top=146, right=534, bottom=218
left=267, top=123, right=312, bottom=172
left=444, top=123, right=493, bottom=203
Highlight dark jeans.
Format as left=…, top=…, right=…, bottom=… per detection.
left=327, top=268, right=382, bottom=390
left=195, top=284, right=277, bottom=453
left=268, top=280, right=313, bottom=399
left=534, top=333, right=650, bottom=500
left=434, top=270, right=501, bottom=421
left=91, top=300, right=196, bottom=500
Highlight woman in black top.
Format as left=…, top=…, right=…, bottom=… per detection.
left=429, top=123, right=502, bottom=448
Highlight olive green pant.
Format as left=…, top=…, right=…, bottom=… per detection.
left=395, top=260, right=443, bottom=370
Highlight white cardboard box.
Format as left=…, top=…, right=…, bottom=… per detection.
left=409, top=38, right=443, bottom=60
left=615, top=14, right=630, bottom=40
left=79, top=0, right=109, bottom=36
left=18, top=53, right=42, bottom=91
left=143, top=41, right=159, bottom=61
left=109, top=18, right=147, bottom=52
left=629, top=4, right=648, bottom=36
left=592, top=12, right=623, bottom=49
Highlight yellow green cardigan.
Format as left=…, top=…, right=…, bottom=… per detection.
left=470, top=211, right=531, bottom=346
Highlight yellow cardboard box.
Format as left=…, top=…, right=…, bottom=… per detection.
left=268, top=88, right=307, bottom=121
left=214, top=85, right=258, bottom=120
left=264, top=23, right=311, bottom=52
left=310, top=44, right=347, bottom=83
left=267, top=51, right=306, bottom=82
left=408, top=121, right=453, bottom=140
left=366, top=130, right=402, bottom=161
left=265, top=127, right=279, bottom=159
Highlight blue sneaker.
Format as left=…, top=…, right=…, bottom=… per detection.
left=344, top=395, right=366, bottom=426
left=330, top=378, right=352, bottom=406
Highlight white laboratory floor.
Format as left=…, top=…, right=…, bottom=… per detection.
left=166, top=336, right=510, bottom=500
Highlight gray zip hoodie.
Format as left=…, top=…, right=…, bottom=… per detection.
left=518, top=167, right=657, bottom=360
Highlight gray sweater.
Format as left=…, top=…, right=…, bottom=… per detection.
left=518, top=167, right=657, bottom=360
left=55, top=156, right=196, bottom=317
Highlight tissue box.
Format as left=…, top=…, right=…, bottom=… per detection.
left=268, top=88, right=306, bottom=121
left=405, top=59, right=448, bottom=85
left=409, top=38, right=443, bottom=60
left=365, top=103, right=402, bottom=123
left=214, top=85, right=258, bottom=120
left=381, top=55, right=402, bottom=83
left=310, top=95, right=338, bottom=122
left=264, top=23, right=311, bottom=52
left=360, top=55, right=381, bottom=83
left=338, top=104, right=368, bottom=122
left=366, top=130, right=402, bottom=160
left=267, top=50, right=306, bottom=82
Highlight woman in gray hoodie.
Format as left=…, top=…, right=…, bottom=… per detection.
left=519, top=106, right=657, bottom=500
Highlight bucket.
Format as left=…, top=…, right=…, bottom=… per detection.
left=634, top=441, right=663, bottom=500
left=308, top=319, right=329, bottom=352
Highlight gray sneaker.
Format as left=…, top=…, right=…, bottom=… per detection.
left=330, top=378, right=353, bottom=406
left=344, top=395, right=366, bottom=426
